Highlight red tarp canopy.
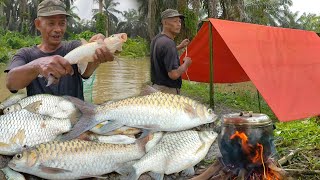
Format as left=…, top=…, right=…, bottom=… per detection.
left=180, top=18, right=320, bottom=122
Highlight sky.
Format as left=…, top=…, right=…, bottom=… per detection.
left=73, top=0, right=139, bottom=20
left=290, top=0, right=320, bottom=15
left=73, top=0, right=320, bottom=20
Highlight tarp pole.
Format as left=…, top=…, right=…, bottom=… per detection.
left=209, top=22, right=214, bottom=109
left=257, top=90, right=262, bottom=113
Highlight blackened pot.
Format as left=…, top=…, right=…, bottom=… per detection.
left=218, top=112, right=276, bottom=169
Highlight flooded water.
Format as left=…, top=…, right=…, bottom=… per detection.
left=0, top=57, right=150, bottom=104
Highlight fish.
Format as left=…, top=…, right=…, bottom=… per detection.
left=125, top=130, right=218, bottom=180
left=1, top=166, right=26, bottom=180
left=145, top=132, right=164, bottom=152
left=2, top=94, right=81, bottom=120
left=90, top=121, right=141, bottom=136
left=60, top=91, right=217, bottom=141
left=0, top=93, right=27, bottom=115
left=8, top=137, right=149, bottom=180
left=46, top=33, right=128, bottom=86
left=0, top=109, right=72, bottom=155
left=88, top=134, right=137, bottom=144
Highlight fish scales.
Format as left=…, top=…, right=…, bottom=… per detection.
left=9, top=139, right=146, bottom=180
left=0, top=109, right=71, bottom=155
left=94, top=92, right=216, bottom=131
left=128, top=130, right=218, bottom=180
left=3, top=94, right=79, bottom=119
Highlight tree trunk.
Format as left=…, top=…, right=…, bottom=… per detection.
left=105, top=15, right=109, bottom=37
left=99, top=0, right=103, bottom=14
left=147, top=0, right=157, bottom=42
left=207, top=0, right=218, bottom=18
left=19, top=0, right=27, bottom=32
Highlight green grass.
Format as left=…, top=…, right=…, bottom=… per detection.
left=181, top=80, right=320, bottom=179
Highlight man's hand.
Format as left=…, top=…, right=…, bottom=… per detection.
left=177, top=39, right=190, bottom=50
left=89, top=34, right=114, bottom=65
left=33, top=55, right=74, bottom=84
left=182, top=57, right=192, bottom=67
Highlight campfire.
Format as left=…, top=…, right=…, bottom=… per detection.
left=192, top=112, right=290, bottom=180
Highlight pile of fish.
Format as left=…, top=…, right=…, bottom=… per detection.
left=0, top=33, right=218, bottom=180
left=0, top=88, right=218, bottom=180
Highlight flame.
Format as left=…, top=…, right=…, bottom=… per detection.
left=230, top=131, right=282, bottom=180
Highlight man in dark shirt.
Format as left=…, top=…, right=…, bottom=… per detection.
left=5, top=0, right=113, bottom=100
left=150, top=9, right=192, bottom=95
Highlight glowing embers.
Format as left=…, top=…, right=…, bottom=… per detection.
left=227, top=131, right=284, bottom=180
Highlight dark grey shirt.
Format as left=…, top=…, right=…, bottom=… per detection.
left=5, top=41, right=85, bottom=100
left=150, top=34, right=182, bottom=89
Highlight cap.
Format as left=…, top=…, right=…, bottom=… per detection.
left=37, top=0, right=70, bottom=17
left=161, top=9, right=184, bottom=20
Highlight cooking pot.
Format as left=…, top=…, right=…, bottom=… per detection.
left=218, top=112, right=276, bottom=169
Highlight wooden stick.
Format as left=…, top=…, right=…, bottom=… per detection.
left=283, top=169, right=320, bottom=175
left=190, top=161, right=222, bottom=180
left=278, top=148, right=301, bottom=165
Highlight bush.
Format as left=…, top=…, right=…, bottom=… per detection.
left=120, top=37, right=149, bottom=58
left=71, top=30, right=96, bottom=41
left=0, top=47, right=16, bottom=64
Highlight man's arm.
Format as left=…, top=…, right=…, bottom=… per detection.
left=6, top=55, right=73, bottom=91
left=168, top=57, right=192, bottom=80
left=176, top=39, right=190, bottom=51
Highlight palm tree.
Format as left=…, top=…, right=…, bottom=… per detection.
left=117, top=9, right=147, bottom=38
left=93, top=0, right=120, bottom=36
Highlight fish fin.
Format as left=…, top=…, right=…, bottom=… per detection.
left=45, top=74, right=57, bottom=87
left=116, top=161, right=136, bottom=175
left=148, top=172, right=164, bottom=180
left=39, top=164, right=72, bottom=174
left=58, top=96, right=99, bottom=141
left=137, top=129, right=151, bottom=139
left=139, top=85, right=158, bottom=96
left=121, top=168, right=140, bottom=180
left=78, top=62, right=88, bottom=75
left=80, top=174, right=108, bottom=179
left=10, top=129, right=25, bottom=145
left=80, top=38, right=88, bottom=44
left=24, top=100, right=42, bottom=113
left=96, top=120, right=124, bottom=134
left=181, top=166, right=195, bottom=177
left=76, top=131, right=94, bottom=141
left=27, top=151, right=38, bottom=167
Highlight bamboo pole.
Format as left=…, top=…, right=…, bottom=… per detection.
left=209, top=21, right=214, bottom=109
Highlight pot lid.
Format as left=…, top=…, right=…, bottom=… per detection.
left=223, top=111, right=272, bottom=126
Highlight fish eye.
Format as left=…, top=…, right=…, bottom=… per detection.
left=15, top=153, right=23, bottom=159
left=207, top=109, right=213, bottom=114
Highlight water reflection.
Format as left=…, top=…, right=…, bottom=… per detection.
left=92, top=57, right=150, bottom=104
left=0, top=57, right=150, bottom=104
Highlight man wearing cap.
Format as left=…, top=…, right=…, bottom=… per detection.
left=5, top=0, right=113, bottom=100
left=150, top=9, right=192, bottom=95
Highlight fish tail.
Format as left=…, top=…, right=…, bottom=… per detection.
left=59, top=96, right=100, bottom=141
left=45, top=75, right=56, bottom=87
left=120, top=170, right=140, bottom=180
left=78, top=62, right=88, bottom=75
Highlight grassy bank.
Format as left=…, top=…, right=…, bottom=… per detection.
left=181, top=80, right=320, bottom=179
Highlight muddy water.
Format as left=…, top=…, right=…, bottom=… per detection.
left=0, top=57, right=150, bottom=103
